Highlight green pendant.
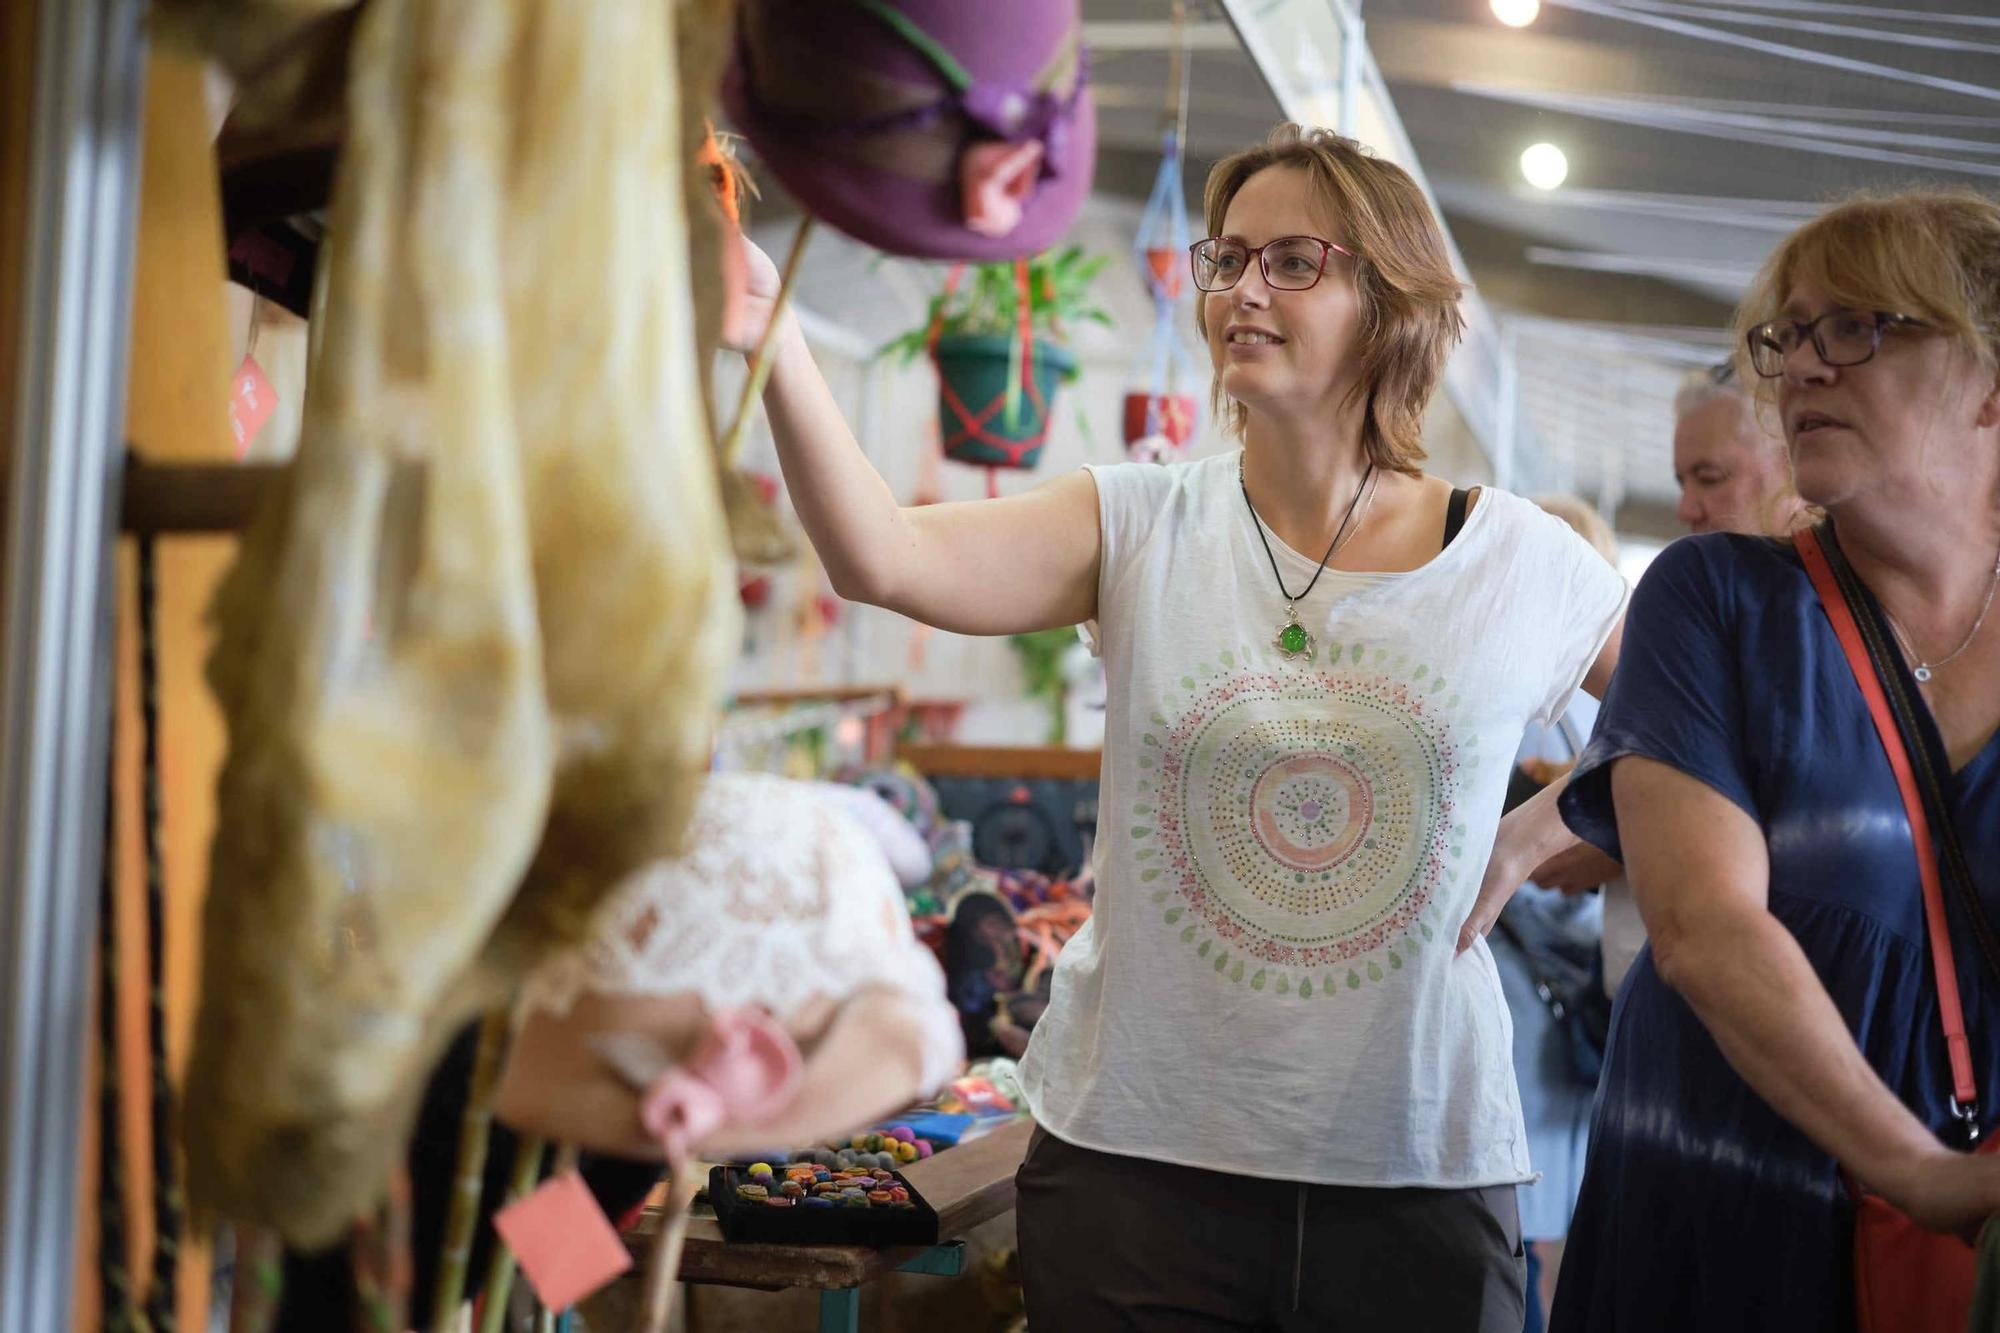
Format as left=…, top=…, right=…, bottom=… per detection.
left=1275, top=615, right=1315, bottom=661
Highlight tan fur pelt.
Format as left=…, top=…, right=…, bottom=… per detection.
left=186, top=0, right=737, bottom=1246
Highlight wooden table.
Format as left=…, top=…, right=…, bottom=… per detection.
left=627, top=1117, right=1032, bottom=1333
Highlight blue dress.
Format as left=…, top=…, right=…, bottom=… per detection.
left=1552, top=534, right=2000, bottom=1333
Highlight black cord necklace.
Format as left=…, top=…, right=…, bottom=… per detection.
left=1239, top=453, right=1376, bottom=662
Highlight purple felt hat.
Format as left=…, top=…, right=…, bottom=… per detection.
left=722, top=0, right=1095, bottom=261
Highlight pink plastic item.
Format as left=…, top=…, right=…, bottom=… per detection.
left=638, top=1008, right=803, bottom=1166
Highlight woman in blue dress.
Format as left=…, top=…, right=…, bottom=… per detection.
left=1552, top=190, right=2000, bottom=1331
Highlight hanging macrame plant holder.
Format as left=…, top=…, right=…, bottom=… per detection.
left=928, top=259, right=1075, bottom=497
left=1123, top=11, right=1199, bottom=464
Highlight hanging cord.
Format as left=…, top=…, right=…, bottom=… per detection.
left=98, top=709, right=139, bottom=1333
left=137, top=534, right=182, bottom=1333
left=99, top=537, right=186, bottom=1333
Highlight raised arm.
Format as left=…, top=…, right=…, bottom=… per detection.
left=733, top=240, right=1099, bottom=636
left=1615, top=755, right=2000, bottom=1234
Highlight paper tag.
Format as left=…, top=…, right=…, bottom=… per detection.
left=492, top=1170, right=634, bottom=1312
left=228, top=354, right=277, bottom=459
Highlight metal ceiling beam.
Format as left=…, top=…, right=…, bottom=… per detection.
left=1505, top=185, right=1820, bottom=230
left=1542, top=0, right=2000, bottom=104
left=1081, top=20, right=1243, bottom=51
left=1613, top=0, right=2000, bottom=54
left=1526, top=246, right=1762, bottom=288
left=1452, top=81, right=2000, bottom=178
left=0, top=1, right=146, bottom=1328
left=1652, top=0, right=2000, bottom=27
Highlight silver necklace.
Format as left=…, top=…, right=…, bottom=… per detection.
left=1239, top=455, right=1377, bottom=662
left=1881, top=547, right=2000, bottom=683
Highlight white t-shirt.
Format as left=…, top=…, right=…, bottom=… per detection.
left=1017, top=451, right=1629, bottom=1187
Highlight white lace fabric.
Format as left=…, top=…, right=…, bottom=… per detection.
left=523, top=772, right=962, bottom=1090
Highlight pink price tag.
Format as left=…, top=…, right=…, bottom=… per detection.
left=492, top=1170, right=634, bottom=1312
left=228, top=355, right=277, bottom=459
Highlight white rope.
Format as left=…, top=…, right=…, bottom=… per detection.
left=1685, top=0, right=2000, bottom=28
left=1454, top=80, right=2000, bottom=177
left=1524, top=246, right=1764, bottom=288
left=1614, top=0, right=2000, bottom=55
left=1541, top=0, right=2000, bottom=103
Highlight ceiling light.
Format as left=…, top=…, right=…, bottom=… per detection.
left=1520, top=142, right=1568, bottom=190
left=1492, top=0, right=1540, bottom=26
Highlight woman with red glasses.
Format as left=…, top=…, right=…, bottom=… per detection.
left=1551, top=192, right=2000, bottom=1332
left=732, top=123, right=1626, bottom=1329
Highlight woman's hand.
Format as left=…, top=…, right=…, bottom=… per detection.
left=1876, top=1146, right=2000, bottom=1240
left=1458, top=837, right=1526, bottom=954
left=1531, top=842, right=1624, bottom=895
left=1459, top=775, right=1578, bottom=953
left=722, top=236, right=789, bottom=355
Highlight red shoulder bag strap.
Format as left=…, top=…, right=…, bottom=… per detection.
left=1795, top=527, right=1979, bottom=1131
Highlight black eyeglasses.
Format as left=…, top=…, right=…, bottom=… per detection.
left=1744, top=310, right=1925, bottom=378
left=1188, top=235, right=1354, bottom=293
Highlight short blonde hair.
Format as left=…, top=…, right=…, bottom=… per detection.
left=1733, top=189, right=2000, bottom=393
left=1199, top=124, right=1466, bottom=475
left=1533, top=493, right=1619, bottom=565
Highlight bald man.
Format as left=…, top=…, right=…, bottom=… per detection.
left=1671, top=368, right=1809, bottom=537
left=1532, top=367, right=1809, bottom=994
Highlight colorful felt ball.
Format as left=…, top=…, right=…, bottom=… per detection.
left=915, top=1140, right=934, bottom=1159
left=804, top=1196, right=835, bottom=1209
left=896, top=1141, right=918, bottom=1163
left=887, top=1126, right=915, bottom=1143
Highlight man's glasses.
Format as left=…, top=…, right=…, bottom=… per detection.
left=1744, top=310, right=1925, bottom=378
left=1189, top=235, right=1353, bottom=293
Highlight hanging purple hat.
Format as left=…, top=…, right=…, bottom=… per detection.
left=722, top=0, right=1095, bottom=261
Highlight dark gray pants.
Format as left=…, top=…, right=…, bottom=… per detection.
left=1016, top=1125, right=1526, bottom=1332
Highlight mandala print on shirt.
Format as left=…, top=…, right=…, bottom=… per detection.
left=1131, top=641, right=1471, bottom=997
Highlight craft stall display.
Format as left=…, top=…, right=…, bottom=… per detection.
left=182, top=0, right=741, bottom=1261
left=91, top=0, right=1110, bottom=1327
left=492, top=772, right=963, bottom=1328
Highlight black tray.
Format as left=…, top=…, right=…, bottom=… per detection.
left=706, top=1165, right=940, bottom=1247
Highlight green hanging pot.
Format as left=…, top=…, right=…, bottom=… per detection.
left=933, top=333, right=1076, bottom=471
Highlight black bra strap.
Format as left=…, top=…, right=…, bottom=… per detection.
left=1443, top=487, right=1472, bottom=550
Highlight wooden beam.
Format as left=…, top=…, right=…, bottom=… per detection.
left=120, top=459, right=282, bottom=534
left=897, top=743, right=1102, bottom=783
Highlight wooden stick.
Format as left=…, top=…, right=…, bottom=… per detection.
left=476, top=1134, right=547, bottom=1333
left=639, top=1167, right=704, bottom=1333
left=430, top=1013, right=510, bottom=1332
left=532, top=1143, right=584, bottom=1332
left=718, top=214, right=816, bottom=469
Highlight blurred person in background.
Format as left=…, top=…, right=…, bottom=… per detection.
left=1490, top=494, right=1623, bottom=1333
left=1531, top=364, right=1816, bottom=1001
left=1673, top=362, right=1811, bottom=538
